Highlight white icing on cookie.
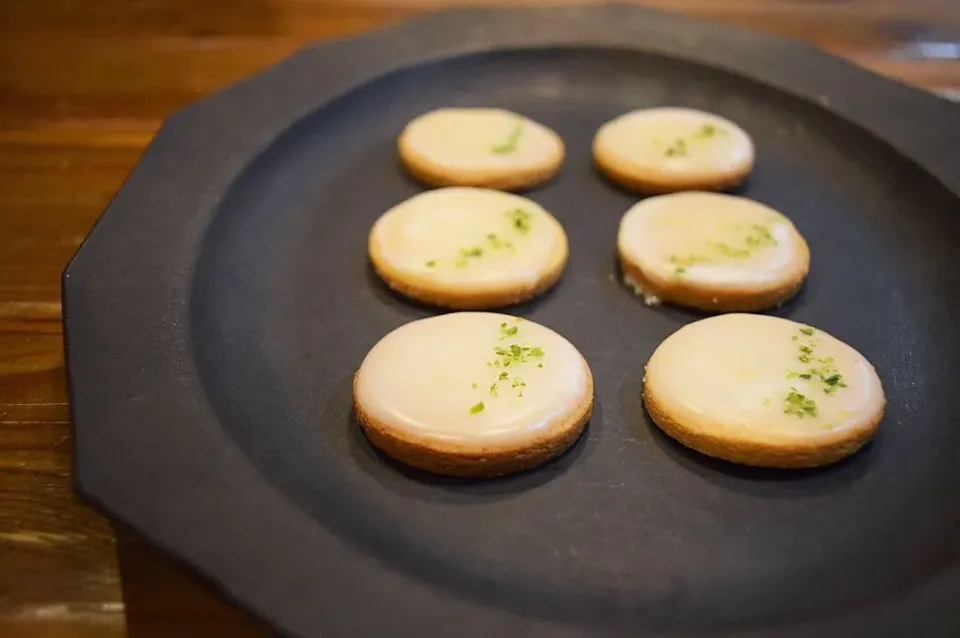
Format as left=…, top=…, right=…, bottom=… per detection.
left=355, top=313, right=591, bottom=446
left=370, top=188, right=566, bottom=288
left=401, top=108, right=562, bottom=174
left=645, top=314, right=885, bottom=439
left=618, top=192, right=808, bottom=291
left=595, top=107, right=753, bottom=181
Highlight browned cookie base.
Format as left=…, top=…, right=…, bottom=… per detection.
left=617, top=247, right=808, bottom=313
left=643, top=380, right=883, bottom=468
left=354, top=363, right=594, bottom=477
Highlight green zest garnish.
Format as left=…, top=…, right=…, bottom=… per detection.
left=485, top=322, right=544, bottom=400
left=511, top=376, right=527, bottom=397
left=699, top=224, right=778, bottom=263
left=745, top=224, right=776, bottom=248
left=506, top=208, right=532, bottom=234
left=661, top=124, right=726, bottom=158
left=787, top=328, right=849, bottom=396
left=453, top=246, right=484, bottom=269
left=486, top=233, right=514, bottom=251
left=488, top=343, right=545, bottom=369
left=670, top=253, right=711, bottom=276
left=469, top=402, right=485, bottom=414
left=666, top=222, right=781, bottom=277
left=425, top=260, right=436, bottom=268
left=695, top=123, right=726, bottom=138
left=491, top=118, right=524, bottom=154
left=442, top=232, right=515, bottom=272
left=709, top=241, right=751, bottom=259
left=488, top=371, right=528, bottom=398
left=471, top=382, right=478, bottom=389
left=784, top=389, right=818, bottom=418
left=495, top=345, right=522, bottom=366
left=665, top=137, right=688, bottom=157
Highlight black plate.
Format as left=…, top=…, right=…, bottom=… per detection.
left=64, top=5, right=960, bottom=637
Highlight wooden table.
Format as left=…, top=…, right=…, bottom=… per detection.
left=1, top=1, right=957, bottom=636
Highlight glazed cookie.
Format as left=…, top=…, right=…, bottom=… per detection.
left=399, top=108, right=565, bottom=190
left=369, top=187, right=568, bottom=309
left=354, top=313, right=594, bottom=477
left=594, top=107, right=754, bottom=193
left=644, top=314, right=885, bottom=468
left=617, top=192, right=809, bottom=312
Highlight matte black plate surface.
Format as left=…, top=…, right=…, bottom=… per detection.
left=64, top=6, right=960, bottom=637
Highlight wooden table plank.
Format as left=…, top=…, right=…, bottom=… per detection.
left=0, top=1, right=956, bottom=636
left=0, top=330, right=123, bottom=637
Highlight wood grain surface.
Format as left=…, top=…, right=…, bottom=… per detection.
left=1, top=1, right=958, bottom=636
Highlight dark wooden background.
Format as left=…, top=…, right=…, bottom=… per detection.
left=1, top=1, right=958, bottom=636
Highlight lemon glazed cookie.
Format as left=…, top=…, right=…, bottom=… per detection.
left=594, top=107, right=754, bottom=194
left=369, top=187, right=568, bottom=309
left=617, top=192, right=810, bottom=312
left=354, top=313, right=594, bottom=477
left=643, top=314, right=885, bottom=468
left=399, top=108, right=565, bottom=190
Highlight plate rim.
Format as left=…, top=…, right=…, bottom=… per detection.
left=63, top=5, right=960, bottom=637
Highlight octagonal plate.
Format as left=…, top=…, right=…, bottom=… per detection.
left=65, top=5, right=960, bottom=637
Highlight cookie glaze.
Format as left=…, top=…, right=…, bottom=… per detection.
left=355, top=313, right=591, bottom=447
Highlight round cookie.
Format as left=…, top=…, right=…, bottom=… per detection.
left=399, top=108, right=565, bottom=190
left=354, top=313, right=594, bottom=477
left=617, top=192, right=809, bottom=312
left=369, top=187, right=568, bottom=309
left=594, top=107, right=754, bottom=193
left=643, top=314, right=885, bottom=468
